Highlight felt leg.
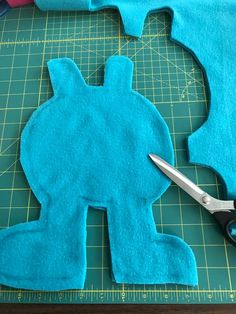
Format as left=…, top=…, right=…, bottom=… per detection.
left=107, top=199, right=197, bottom=285
left=0, top=197, right=88, bottom=291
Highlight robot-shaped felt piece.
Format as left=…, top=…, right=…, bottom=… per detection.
left=35, top=0, right=236, bottom=198
left=0, top=56, right=197, bottom=290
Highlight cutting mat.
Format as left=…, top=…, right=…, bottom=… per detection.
left=0, top=5, right=236, bottom=305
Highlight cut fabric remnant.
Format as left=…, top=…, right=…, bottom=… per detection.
left=0, top=56, right=197, bottom=290
left=34, top=0, right=236, bottom=199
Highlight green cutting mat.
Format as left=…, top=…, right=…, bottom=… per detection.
left=0, top=5, right=236, bottom=305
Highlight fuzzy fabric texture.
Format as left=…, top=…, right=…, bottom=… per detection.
left=7, top=0, right=33, bottom=7
left=0, top=56, right=197, bottom=290
left=34, top=0, right=236, bottom=199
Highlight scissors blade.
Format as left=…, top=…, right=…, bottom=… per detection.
left=149, top=153, right=205, bottom=202
left=149, top=154, right=235, bottom=213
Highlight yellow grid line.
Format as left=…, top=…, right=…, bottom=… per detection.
left=0, top=33, right=168, bottom=47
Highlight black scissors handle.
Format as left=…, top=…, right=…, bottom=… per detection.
left=213, top=202, right=236, bottom=246
left=149, top=154, right=236, bottom=246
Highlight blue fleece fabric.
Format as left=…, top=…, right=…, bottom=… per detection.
left=0, top=56, right=197, bottom=290
left=34, top=0, right=236, bottom=198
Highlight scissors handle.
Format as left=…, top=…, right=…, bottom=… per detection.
left=213, top=204, right=236, bottom=246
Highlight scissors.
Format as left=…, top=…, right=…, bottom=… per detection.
left=149, top=153, right=236, bottom=246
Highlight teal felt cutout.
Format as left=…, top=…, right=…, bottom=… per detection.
left=0, top=56, right=197, bottom=290
left=34, top=1, right=236, bottom=198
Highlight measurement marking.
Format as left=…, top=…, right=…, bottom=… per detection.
left=0, top=289, right=236, bottom=293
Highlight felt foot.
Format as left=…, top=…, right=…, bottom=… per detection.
left=107, top=200, right=198, bottom=286
left=0, top=197, right=88, bottom=291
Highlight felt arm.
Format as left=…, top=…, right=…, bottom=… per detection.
left=35, top=0, right=149, bottom=37
left=118, top=4, right=149, bottom=38
left=47, top=58, right=87, bottom=95
left=104, top=56, right=133, bottom=91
